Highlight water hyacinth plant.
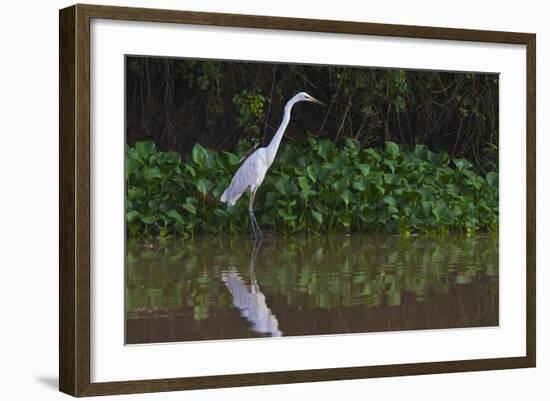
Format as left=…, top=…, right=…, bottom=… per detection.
left=125, top=138, right=498, bottom=238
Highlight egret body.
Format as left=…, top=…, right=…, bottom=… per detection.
left=220, top=92, right=323, bottom=239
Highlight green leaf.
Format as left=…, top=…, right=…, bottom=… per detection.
left=297, top=176, right=310, bottom=191
left=394, top=96, right=406, bottom=112
left=421, top=200, right=432, bottom=213
left=364, top=148, right=381, bottom=162
left=332, top=178, right=349, bottom=193
left=182, top=200, right=197, bottom=215
left=185, top=164, right=196, bottom=177
left=383, top=196, right=396, bottom=206
left=319, top=164, right=336, bottom=181
left=352, top=177, right=368, bottom=191
left=340, top=189, right=353, bottom=206
left=223, top=151, right=240, bottom=166
left=453, top=158, right=473, bottom=171
left=192, top=143, right=207, bottom=167
left=388, top=205, right=399, bottom=214
left=275, top=179, right=288, bottom=195
left=385, top=142, right=400, bottom=159
left=196, top=178, right=214, bottom=195
left=486, top=172, right=498, bottom=187
left=344, top=137, right=360, bottom=154
left=125, top=157, right=140, bottom=179
left=164, top=151, right=181, bottom=164
left=437, top=166, right=455, bottom=177
left=126, top=146, right=139, bottom=161
left=126, top=210, right=140, bottom=223
left=165, top=209, right=184, bottom=223
left=306, top=165, right=318, bottom=182
left=419, top=186, right=434, bottom=201
left=446, top=183, right=460, bottom=197
left=357, top=163, right=371, bottom=175
left=414, top=144, right=428, bottom=160
left=140, top=215, right=156, bottom=224
left=316, top=139, right=335, bottom=161
left=135, top=141, right=155, bottom=160
left=278, top=209, right=297, bottom=221
left=311, top=210, right=323, bottom=224
left=383, top=159, right=397, bottom=173
left=428, top=151, right=446, bottom=166
left=468, top=177, right=483, bottom=190
left=432, top=203, right=447, bottom=221
left=383, top=174, right=399, bottom=185
left=143, top=167, right=162, bottom=181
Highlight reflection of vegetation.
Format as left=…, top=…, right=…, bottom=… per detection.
left=125, top=235, right=498, bottom=320
left=126, top=139, right=498, bottom=237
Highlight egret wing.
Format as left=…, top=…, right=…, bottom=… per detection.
left=220, top=153, right=258, bottom=206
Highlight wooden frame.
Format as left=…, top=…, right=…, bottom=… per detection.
left=59, top=3, right=536, bottom=397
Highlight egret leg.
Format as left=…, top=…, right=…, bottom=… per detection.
left=251, top=213, right=262, bottom=240
left=248, top=209, right=258, bottom=240
left=247, top=191, right=257, bottom=240
left=248, top=190, right=263, bottom=240
left=248, top=206, right=261, bottom=240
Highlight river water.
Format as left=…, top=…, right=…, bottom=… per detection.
left=125, top=234, right=498, bottom=344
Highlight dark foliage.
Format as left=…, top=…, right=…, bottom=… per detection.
left=126, top=57, right=499, bottom=173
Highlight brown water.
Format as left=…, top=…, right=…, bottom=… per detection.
left=125, top=234, right=498, bottom=344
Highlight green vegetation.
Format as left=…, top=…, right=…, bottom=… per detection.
left=126, top=58, right=498, bottom=173
left=232, top=89, right=266, bottom=136
left=126, top=138, right=498, bottom=238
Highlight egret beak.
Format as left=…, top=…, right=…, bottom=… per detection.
left=309, top=96, right=326, bottom=106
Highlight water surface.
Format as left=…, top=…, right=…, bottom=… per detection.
left=125, top=234, right=498, bottom=344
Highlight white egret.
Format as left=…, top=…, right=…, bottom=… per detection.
left=220, top=92, right=324, bottom=239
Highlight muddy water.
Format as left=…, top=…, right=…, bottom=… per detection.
left=125, top=234, right=498, bottom=344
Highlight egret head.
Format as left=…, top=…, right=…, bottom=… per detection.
left=293, top=91, right=325, bottom=106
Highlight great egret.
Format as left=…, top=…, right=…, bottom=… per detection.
left=220, top=92, right=324, bottom=239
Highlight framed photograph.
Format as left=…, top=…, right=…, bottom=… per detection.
left=59, top=4, right=536, bottom=397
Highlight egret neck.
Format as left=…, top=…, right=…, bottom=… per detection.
left=265, top=97, right=297, bottom=165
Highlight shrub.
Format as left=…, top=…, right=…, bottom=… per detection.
left=126, top=138, right=498, bottom=238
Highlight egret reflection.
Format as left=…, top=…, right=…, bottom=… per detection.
left=221, top=240, right=282, bottom=337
